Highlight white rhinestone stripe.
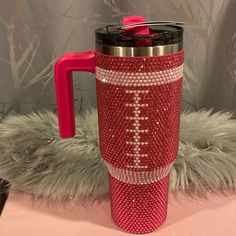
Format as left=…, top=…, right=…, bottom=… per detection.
left=124, top=89, right=149, bottom=169
left=96, top=64, right=183, bottom=86
left=105, top=161, right=173, bottom=185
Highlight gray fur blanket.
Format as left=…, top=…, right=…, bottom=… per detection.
left=0, top=110, right=236, bottom=201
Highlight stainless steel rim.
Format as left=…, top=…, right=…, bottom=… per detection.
left=96, top=41, right=183, bottom=56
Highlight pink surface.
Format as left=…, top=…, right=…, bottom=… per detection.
left=1, top=192, right=236, bottom=236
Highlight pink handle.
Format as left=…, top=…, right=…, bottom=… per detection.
left=54, top=51, right=96, bottom=138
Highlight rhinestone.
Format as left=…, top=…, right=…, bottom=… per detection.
left=96, top=63, right=183, bottom=86
left=134, top=160, right=141, bottom=163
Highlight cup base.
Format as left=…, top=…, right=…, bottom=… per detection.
left=109, top=174, right=169, bottom=234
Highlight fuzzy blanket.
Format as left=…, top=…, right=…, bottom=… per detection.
left=0, top=110, right=236, bottom=201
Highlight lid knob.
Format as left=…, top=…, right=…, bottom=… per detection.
left=122, top=16, right=149, bottom=35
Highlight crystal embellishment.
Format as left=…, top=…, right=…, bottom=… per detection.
left=96, top=65, right=183, bottom=86
left=95, top=50, right=184, bottom=233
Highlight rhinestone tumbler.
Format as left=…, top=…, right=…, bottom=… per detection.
left=54, top=16, right=184, bottom=234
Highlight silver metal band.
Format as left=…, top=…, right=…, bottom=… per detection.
left=105, top=161, right=173, bottom=185
left=96, top=42, right=183, bottom=56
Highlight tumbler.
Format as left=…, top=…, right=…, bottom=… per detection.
left=54, top=16, right=184, bottom=233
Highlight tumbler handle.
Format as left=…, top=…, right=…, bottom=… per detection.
left=54, top=51, right=96, bottom=138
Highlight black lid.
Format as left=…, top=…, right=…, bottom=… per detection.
left=95, top=25, right=183, bottom=47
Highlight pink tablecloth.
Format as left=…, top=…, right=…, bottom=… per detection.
left=1, top=192, right=236, bottom=236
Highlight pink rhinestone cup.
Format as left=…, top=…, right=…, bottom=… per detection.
left=96, top=50, right=184, bottom=233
